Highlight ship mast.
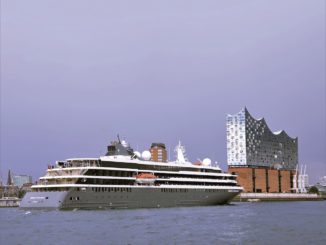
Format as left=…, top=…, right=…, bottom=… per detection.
left=175, top=141, right=189, bottom=164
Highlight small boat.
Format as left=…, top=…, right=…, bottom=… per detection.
left=135, top=173, right=156, bottom=185
left=247, top=198, right=261, bottom=202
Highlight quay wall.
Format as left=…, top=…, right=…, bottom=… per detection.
left=233, top=193, right=323, bottom=202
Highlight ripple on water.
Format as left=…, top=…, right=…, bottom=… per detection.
left=1, top=202, right=326, bottom=245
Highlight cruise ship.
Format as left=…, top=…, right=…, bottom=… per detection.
left=20, top=138, right=243, bottom=209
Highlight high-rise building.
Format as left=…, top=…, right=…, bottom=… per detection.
left=12, top=175, right=32, bottom=188
left=227, top=108, right=299, bottom=193
left=150, top=143, right=167, bottom=162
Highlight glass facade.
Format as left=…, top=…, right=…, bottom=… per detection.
left=12, top=175, right=32, bottom=188
left=227, top=108, right=298, bottom=170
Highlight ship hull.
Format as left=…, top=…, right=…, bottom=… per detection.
left=20, top=191, right=69, bottom=209
left=20, top=187, right=241, bottom=210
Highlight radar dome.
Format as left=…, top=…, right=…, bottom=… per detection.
left=202, top=158, right=212, bottom=166
left=142, top=151, right=151, bottom=160
left=134, top=151, right=141, bottom=158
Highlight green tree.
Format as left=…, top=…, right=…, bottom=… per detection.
left=18, top=189, right=26, bottom=198
left=308, top=186, right=319, bottom=194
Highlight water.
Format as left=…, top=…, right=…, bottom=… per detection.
left=1, top=201, right=326, bottom=245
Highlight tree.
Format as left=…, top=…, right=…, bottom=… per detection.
left=308, top=186, right=319, bottom=194
left=18, top=189, right=27, bottom=198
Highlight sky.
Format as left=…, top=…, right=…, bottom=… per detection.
left=1, top=0, right=325, bottom=184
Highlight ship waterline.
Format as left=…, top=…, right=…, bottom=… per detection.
left=21, top=186, right=240, bottom=209
left=20, top=139, right=243, bottom=209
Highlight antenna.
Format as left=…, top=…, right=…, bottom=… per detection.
left=175, top=141, right=188, bottom=164
left=117, top=134, right=121, bottom=143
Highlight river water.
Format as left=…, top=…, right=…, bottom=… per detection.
left=1, top=201, right=325, bottom=245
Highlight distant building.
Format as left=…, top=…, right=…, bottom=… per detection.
left=0, top=185, right=19, bottom=198
left=7, top=170, right=13, bottom=186
left=227, top=108, right=299, bottom=193
left=150, top=143, right=167, bottom=162
left=0, top=170, right=19, bottom=197
left=315, top=176, right=326, bottom=194
left=12, top=175, right=32, bottom=188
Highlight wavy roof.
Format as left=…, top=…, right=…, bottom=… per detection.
left=229, top=107, right=297, bottom=140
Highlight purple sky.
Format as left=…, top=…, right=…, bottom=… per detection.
left=1, top=0, right=325, bottom=184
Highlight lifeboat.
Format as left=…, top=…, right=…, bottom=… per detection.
left=135, top=173, right=156, bottom=185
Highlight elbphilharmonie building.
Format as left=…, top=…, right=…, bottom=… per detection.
left=227, top=108, right=298, bottom=170
left=227, top=108, right=298, bottom=193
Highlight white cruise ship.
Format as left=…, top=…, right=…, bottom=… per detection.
left=20, top=138, right=243, bottom=209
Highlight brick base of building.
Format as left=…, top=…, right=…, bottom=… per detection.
left=228, top=167, right=296, bottom=193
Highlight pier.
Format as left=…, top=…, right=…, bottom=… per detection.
left=0, top=197, right=21, bottom=207
left=233, top=193, right=323, bottom=202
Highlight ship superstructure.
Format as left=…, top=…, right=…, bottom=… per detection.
left=20, top=138, right=242, bottom=209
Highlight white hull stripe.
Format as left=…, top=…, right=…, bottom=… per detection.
left=47, top=167, right=236, bottom=178
left=32, top=184, right=243, bottom=190
left=40, top=175, right=237, bottom=184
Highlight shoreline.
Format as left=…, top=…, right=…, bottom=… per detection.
left=233, top=193, right=325, bottom=202
left=0, top=197, right=21, bottom=207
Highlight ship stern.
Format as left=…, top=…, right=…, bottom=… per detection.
left=20, top=191, right=69, bottom=209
